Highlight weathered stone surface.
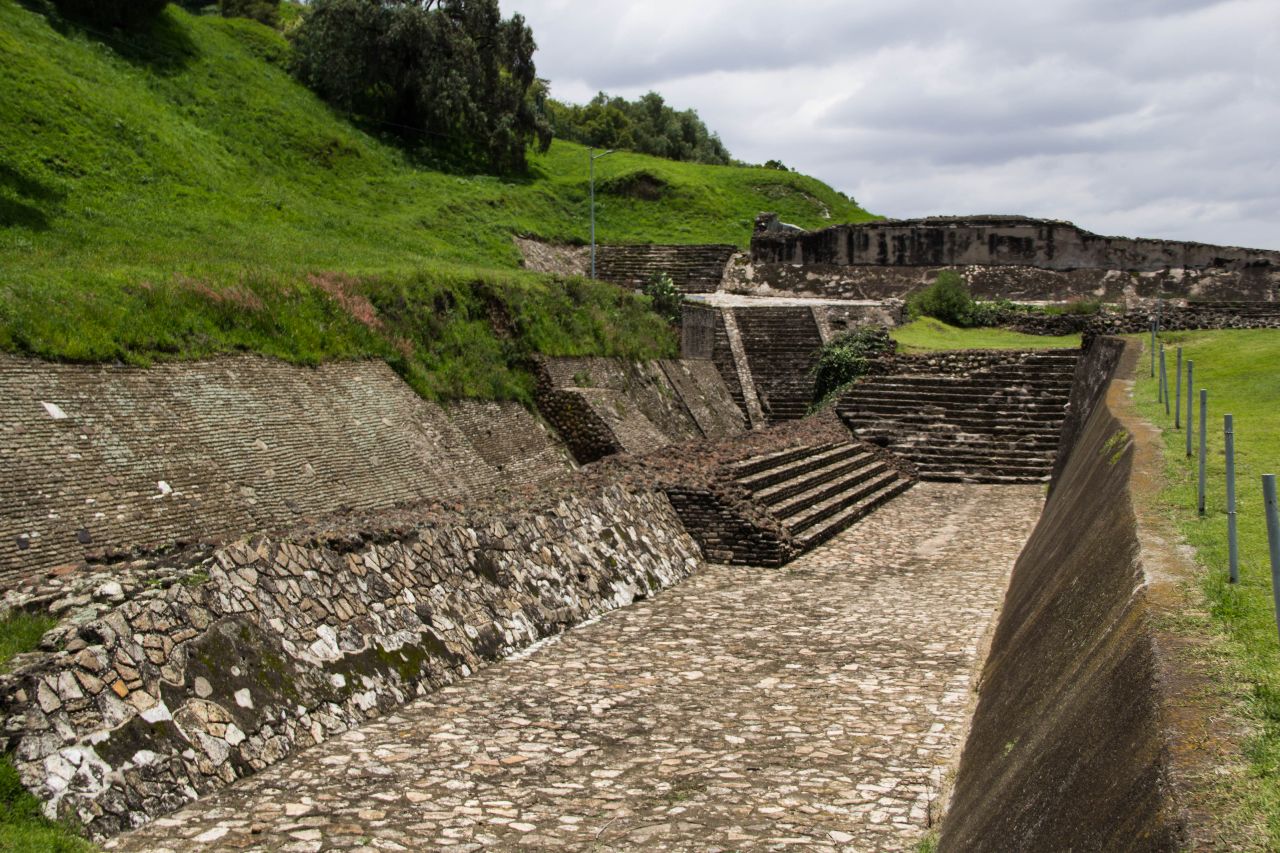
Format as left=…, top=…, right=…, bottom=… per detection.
left=105, top=483, right=1043, bottom=852
left=0, top=356, right=575, bottom=589
left=0, top=484, right=701, bottom=840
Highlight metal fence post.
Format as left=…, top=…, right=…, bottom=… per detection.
left=1226, top=415, right=1238, bottom=583
left=1158, top=347, right=1165, bottom=404
left=1150, top=320, right=1156, bottom=377
left=1198, top=389, right=1208, bottom=515
left=1263, top=475, right=1280, bottom=643
left=1175, top=348, right=1183, bottom=429
left=1161, top=348, right=1170, bottom=414
left=1186, top=360, right=1194, bottom=458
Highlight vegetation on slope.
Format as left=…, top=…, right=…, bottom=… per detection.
left=547, top=91, right=731, bottom=166
left=891, top=318, right=1081, bottom=352
left=1134, top=329, right=1280, bottom=845
left=0, top=1, right=872, bottom=393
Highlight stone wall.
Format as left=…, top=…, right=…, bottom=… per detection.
left=0, top=355, right=573, bottom=590
left=594, top=244, right=737, bottom=293
left=0, top=484, right=702, bottom=840
left=940, top=342, right=1231, bottom=850
left=533, top=357, right=745, bottom=464
left=744, top=215, right=1280, bottom=304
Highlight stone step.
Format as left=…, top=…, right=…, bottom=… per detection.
left=769, top=459, right=890, bottom=520
left=785, top=469, right=905, bottom=536
left=901, top=451, right=1053, bottom=474
left=842, top=406, right=1066, bottom=426
left=736, top=444, right=864, bottom=491
left=842, top=394, right=1069, bottom=412
left=729, top=442, right=839, bottom=478
left=793, top=478, right=915, bottom=551
left=918, top=469, right=1051, bottom=484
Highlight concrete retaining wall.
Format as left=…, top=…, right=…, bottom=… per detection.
left=941, top=341, right=1225, bottom=850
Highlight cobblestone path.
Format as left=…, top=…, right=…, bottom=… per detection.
left=108, top=483, right=1043, bottom=852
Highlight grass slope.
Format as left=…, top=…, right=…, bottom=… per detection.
left=0, top=1, right=871, bottom=397
left=891, top=318, right=1082, bottom=352
left=0, top=2, right=871, bottom=372
left=1134, top=329, right=1280, bottom=844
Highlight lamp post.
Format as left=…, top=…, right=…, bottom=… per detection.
left=590, top=148, right=615, bottom=279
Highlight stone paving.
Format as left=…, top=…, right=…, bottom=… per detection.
left=107, top=483, right=1044, bottom=852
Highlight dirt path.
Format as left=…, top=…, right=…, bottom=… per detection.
left=107, top=483, right=1043, bottom=852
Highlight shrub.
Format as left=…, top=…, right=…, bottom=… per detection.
left=642, top=271, right=682, bottom=326
left=220, top=0, right=280, bottom=27
left=53, top=0, right=170, bottom=28
left=811, top=326, right=894, bottom=404
left=1044, top=298, right=1103, bottom=316
left=908, top=270, right=975, bottom=326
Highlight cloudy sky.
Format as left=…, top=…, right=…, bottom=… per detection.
left=511, top=0, right=1280, bottom=250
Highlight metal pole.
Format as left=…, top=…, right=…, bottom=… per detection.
left=1162, top=350, right=1171, bottom=415
left=588, top=148, right=615, bottom=281
left=1263, top=474, right=1280, bottom=644
left=1198, top=389, right=1208, bottom=515
left=1174, top=347, right=1183, bottom=429
left=1150, top=320, right=1156, bottom=377
left=589, top=150, right=596, bottom=280
left=1226, top=414, right=1238, bottom=583
left=1186, top=360, right=1194, bottom=458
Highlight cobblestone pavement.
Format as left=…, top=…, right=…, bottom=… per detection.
left=108, top=483, right=1043, bottom=852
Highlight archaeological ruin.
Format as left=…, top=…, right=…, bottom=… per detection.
left=3, top=215, right=1278, bottom=848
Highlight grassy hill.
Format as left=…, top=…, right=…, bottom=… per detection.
left=0, top=1, right=873, bottom=399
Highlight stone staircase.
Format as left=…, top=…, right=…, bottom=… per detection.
left=734, top=307, right=823, bottom=422
left=727, top=442, right=914, bottom=553
left=836, top=351, right=1079, bottom=483
left=595, top=244, right=736, bottom=293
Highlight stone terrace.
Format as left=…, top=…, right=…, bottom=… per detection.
left=107, top=482, right=1044, bottom=852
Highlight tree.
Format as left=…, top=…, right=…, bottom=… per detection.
left=548, top=90, right=731, bottom=165
left=291, top=0, right=551, bottom=172
left=53, top=0, right=170, bottom=28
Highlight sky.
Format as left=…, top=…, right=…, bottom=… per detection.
left=511, top=0, right=1280, bottom=250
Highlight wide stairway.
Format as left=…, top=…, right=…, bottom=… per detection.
left=727, top=442, right=914, bottom=552
left=594, top=244, right=736, bottom=293
left=734, top=306, right=823, bottom=422
left=835, top=350, right=1079, bottom=483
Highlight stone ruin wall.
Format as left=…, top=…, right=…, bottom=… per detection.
left=743, top=215, right=1280, bottom=305
left=532, top=357, right=746, bottom=464
left=1, top=353, right=752, bottom=592
left=0, top=355, right=573, bottom=590
left=0, top=484, right=701, bottom=839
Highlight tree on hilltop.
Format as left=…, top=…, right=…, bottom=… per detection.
left=291, top=0, right=551, bottom=173
left=548, top=91, right=731, bottom=166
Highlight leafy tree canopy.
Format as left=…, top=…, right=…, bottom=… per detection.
left=291, top=0, right=551, bottom=173
left=52, top=0, right=170, bottom=28
left=548, top=91, right=732, bottom=166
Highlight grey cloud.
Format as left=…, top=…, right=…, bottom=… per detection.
left=515, top=0, right=1280, bottom=249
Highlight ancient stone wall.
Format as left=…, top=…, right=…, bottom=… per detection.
left=533, top=357, right=745, bottom=463
left=0, top=484, right=701, bottom=839
left=0, top=355, right=574, bottom=590
left=744, top=215, right=1280, bottom=304
left=941, top=342, right=1227, bottom=850
left=594, top=244, right=736, bottom=293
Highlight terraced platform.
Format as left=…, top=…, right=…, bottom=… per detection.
left=837, top=350, right=1079, bottom=483
left=727, top=441, right=914, bottom=552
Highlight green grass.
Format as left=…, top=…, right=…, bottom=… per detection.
left=0, top=612, right=55, bottom=672
left=0, top=756, right=91, bottom=852
left=0, top=1, right=872, bottom=390
left=0, top=613, right=87, bottom=851
left=891, top=318, right=1082, bottom=352
left=1133, top=329, right=1280, bottom=844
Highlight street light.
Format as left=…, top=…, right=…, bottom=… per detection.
left=589, top=148, right=615, bottom=279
